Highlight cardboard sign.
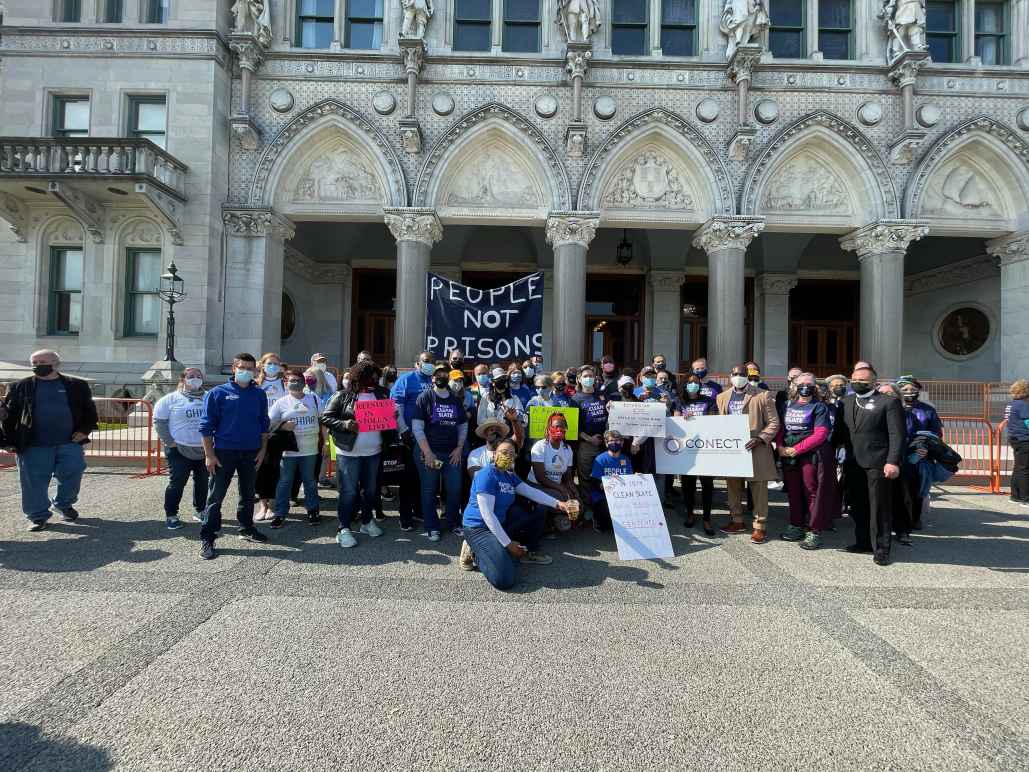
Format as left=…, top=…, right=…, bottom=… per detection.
left=355, top=399, right=398, bottom=432
left=528, top=406, right=579, bottom=439
left=607, top=401, right=667, bottom=438
left=603, top=473, right=675, bottom=561
left=654, top=415, right=754, bottom=478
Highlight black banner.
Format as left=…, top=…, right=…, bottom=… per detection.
left=425, top=272, right=544, bottom=360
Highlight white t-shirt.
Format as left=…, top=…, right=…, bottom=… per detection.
left=467, top=444, right=495, bottom=472
left=153, top=391, right=205, bottom=447
left=261, top=378, right=287, bottom=409
left=529, top=439, right=573, bottom=484
left=269, top=392, right=321, bottom=457
left=338, top=392, right=383, bottom=458
left=323, top=370, right=338, bottom=393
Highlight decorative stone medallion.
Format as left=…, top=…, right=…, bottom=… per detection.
left=916, top=104, right=942, bottom=128
left=269, top=88, right=295, bottom=113
left=534, top=94, right=559, bottom=119
left=695, top=98, right=719, bottom=123
left=371, top=91, right=396, bottom=116
left=936, top=306, right=990, bottom=358
left=857, top=102, right=883, bottom=127
left=431, top=93, right=455, bottom=116
left=754, top=99, right=778, bottom=125
left=593, top=96, right=616, bottom=120
left=1018, top=108, right=1029, bottom=132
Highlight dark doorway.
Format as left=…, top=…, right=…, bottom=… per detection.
left=351, top=268, right=396, bottom=366
left=586, top=274, right=645, bottom=368
left=789, top=279, right=859, bottom=377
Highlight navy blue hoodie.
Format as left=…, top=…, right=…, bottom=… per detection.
left=199, top=378, right=270, bottom=451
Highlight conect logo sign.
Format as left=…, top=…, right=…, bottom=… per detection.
left=663, top=436, right=744, bottom=455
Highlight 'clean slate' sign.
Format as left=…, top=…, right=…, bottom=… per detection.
left=607, top=401, right=667, bottom=438
left=603, top=473, right=675, bottom=561
left=654, top=415, right=754, bottom=478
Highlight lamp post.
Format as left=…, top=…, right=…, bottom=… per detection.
left=158, top=262, right=186, bottom=363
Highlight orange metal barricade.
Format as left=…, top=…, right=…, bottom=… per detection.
left=993, top=419, right=1010, bottom=495
left=940, top=416, right=995, bottom=489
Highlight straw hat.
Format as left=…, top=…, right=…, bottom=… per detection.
left=475, top=418, right=510, bottom=440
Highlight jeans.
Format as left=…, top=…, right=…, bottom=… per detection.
left=276, top=454, right=318, bottom=517
left=17, top=442, right=86, bottom=522
left=336, top=453, right=380, bottom=529
left=465, top=503, right=544, bottom=590
left=164, top=446, right=209, bottom=517
left=202, top=448, right=258, bottom=541
left=415, top=446, right=462, bottom=532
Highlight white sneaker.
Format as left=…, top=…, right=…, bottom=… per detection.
left=254, top=509, right=274, bottom=523
left=360, top=521, right=384, bottom=538
left=426, top=529, right=441, bottom=542
left=767, top=480, right=784, bottom=491
left=336, top=528, right=357, bottom=548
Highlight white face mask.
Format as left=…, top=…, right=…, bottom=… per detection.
left=313, top=362, right=327, bottom=372
left=730, top=375, right=749, bottom=389
left=184, top=377, right=203, bottom=390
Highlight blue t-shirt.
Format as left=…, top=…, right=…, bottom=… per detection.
left=510, top=383, right=533, bottom=407
left=677, top=395, right=717, bottom=417
left=30, top=378, right=75, bottom=447
left=572, top=392, right=608, bottom=436
left=391, top=370, right=432, bottom=427
left=783, top=400, right=830, bottom=440
left=1006, top=399, right=1029, bottom=442
left=414, top=389, right=467, bottom=454
left=590, top=451, right=633, bottom=503
left=463, top=464, right=522, bottom=529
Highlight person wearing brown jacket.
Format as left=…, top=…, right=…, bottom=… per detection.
left=715, top=363, right=781, bottom=544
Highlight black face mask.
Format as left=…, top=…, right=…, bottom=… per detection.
left=851, top=381, right=874, bottom=396
left=830, top=386, right=847, bottom=397
left=450, top=359, right=463, bottom=369
left=433, top=375, right=449, bottom=388
left=902, top=392, right=918, bottom=403
left=493, top=377, right=509, bottom=393
left=797, top=384, right=815, bottom=398
left=32, top=364, right=54, bottom=377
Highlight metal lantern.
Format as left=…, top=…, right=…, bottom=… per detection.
left=158, top=262, right=186, bottom=362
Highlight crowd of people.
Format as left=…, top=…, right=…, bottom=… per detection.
left=3, top=347, right=1028, bottom=590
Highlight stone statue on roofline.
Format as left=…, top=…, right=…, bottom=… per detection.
left=231, top=0, right=272, bottom=48
left=878, top=0, right=928, bottom=62
left=556, top=0, right=601, bottom=43
left=719, top=0, right=769, bottom=58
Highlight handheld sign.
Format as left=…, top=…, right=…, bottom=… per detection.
left=603, top=473, right=675, bottom=561
left=607, top=401, right=667, bottom=438
left=655, top=415, right=753, bottom=478
left=528, top=406, right=579, bottom=439
left=355, top=399, right=398, bottom=432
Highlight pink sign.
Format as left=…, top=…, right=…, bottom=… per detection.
left=355, top=399, right=397, bottom=432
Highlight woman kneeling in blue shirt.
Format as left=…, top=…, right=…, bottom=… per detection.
left=460, top=438, right=577, bottom=589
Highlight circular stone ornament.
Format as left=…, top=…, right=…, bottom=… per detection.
left=754, top=99, right=778, bottom=125
left=534, top=94, right=558, bottom=119
left=1017, top=107, right=1029, bottom=131
left=695, top=98, right=719, bottom=123
left=431, top=93, right=455, bottom=116
left=916, top=104, right=942, bottom=127
left=857, top=101, right=883, bottom=126
left=371, top=91, right=396, bottom=116
left=269, top=88, right=295, bottom=113
left=593, top=96, right=616, bottom=120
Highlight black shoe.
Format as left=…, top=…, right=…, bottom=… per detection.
left=873, top=552, right=891, bottom=566
left=200, top=540, right=216, bottom=560
left=269, top=517, right=285, bottom=529
left=898, top=533, right=913, bottom=546
left=239, top=528, right=269, bottom=543
left=307, top=510, right=321, bottom=525
left=845, top=544, right=873, bottom=554
left=58, top=506, right=79, bottom=522
left=27, top=520, right=47, bottom=532
left=702, top=520, right=716, bottom=537
left=684, top=513, right=696, bottom=528
left=911, top=520, right=922, bottom=531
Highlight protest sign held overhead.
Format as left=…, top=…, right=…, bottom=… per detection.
left=425, top=272, right=543, bottom=361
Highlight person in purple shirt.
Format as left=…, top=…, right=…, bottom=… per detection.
left=674, top=374, right=718, bottom=535
left=895, top=375, right=944, bottom=532
left=690, top=358, right=723, bottom=400
left=571, top=365, right=609, bottom=518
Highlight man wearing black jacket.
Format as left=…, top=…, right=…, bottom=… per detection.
left=838, top=364, right=906, bottom=565
left=0, top=350, right=98, bottom=531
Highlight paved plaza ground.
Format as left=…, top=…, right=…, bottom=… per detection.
left=0, top=466, right=1026, bottom=771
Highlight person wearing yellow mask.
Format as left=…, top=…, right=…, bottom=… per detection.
left=459, top=438, right=578, bottom=589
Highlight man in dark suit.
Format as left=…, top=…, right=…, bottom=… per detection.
left=838, top=364, right=906, bottom=565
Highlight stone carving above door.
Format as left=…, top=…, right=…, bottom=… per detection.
left=444, top=155, right=542, bottom=209
left=601, top=152, right=695, bottom=210
left=292, top=146, right=383, bottom=204
left=760, top=154, right=850, bottom=214
left=922, top=162, right=997, bottom=216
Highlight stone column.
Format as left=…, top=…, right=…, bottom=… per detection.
left=385, top=208, right=442, bottom=366
left=221, top=208, right=295, bottom=361
left=546, top=212, right=599, bottom=368
left=754, top=273, right=797, bottom=376
left=840, top=220, right=928, bottom=379
left=692, top=217, right=765, bottom=373
left=648, top=271, right=686, bottom=369
left=986, top=231, right=1029, bottom=382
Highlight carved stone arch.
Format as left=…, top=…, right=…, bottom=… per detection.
left=414, top=103, right=572, bottom=223
left=905, top=116, right=1029, bottom=235
left=112, top=214, right=165, bottom=250
left=250, top=99, right=407, bottom=217
left=38, top=213, right=85, bottom=249
left=579, top=108, right=733, bottom=225
left=742, top=111, right=899, bottom=231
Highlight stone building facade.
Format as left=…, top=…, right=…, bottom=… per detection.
left=0, top=0, right=1027, bottom=389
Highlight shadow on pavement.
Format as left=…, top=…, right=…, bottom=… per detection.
left=0, top=722, right=111, bottom=771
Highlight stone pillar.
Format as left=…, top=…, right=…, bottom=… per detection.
left=986, top=231, right=1029, bottom=382
left=840, top=220, right=928, bottom=379
left=692, top=217, right=765, bottom=373
left=545, top=212, right=599, bottom=368
left=336, top=265, right=353, bottom=368
left=221, top=209, right=294, bottom=362
left=648, top=271, right=686, bottom=369
left=385, top=208, right=442, bottom=366
left=754, top=273, right=797, bottom=376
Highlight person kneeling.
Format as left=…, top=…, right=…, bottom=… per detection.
left=460, top=439, right=577, bottom=590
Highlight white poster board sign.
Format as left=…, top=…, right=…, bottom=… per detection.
left=654, top=415, right=754, bottom=478
left=607, top=401, right=667, bottom=438
left=603, top=473, right=675, bottom=561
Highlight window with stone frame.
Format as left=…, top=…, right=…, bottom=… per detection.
left=974, top=0, right=1006, bottom=64
left=926, top=0, right=959, bottom=62
left=817, top=0, right=851, bottom=59
left=660, top=0, right=696, bottom=55
left=611, top=0, right=649, bottom=55
left=769, top=0, right=806, bottom=57
left=454, top=0, right=493, bottom=51
left=502, top=0, right=541, bottom=52
left=48, top=247, right=83, bottom=336
left=345, top=0, right=384, bottom=49
left=128, top=96, right=167, bottom=150
left=299, top=0, right=335, bottom=48
left=124, top=249, right=161, bottom=337
left=143, top=0, right=170, bottom=22
left=52, top=96, right=90, bottom=138
left=102, top=0, right=124, bottom=22
left=56, top=0, right=82, bottom=22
